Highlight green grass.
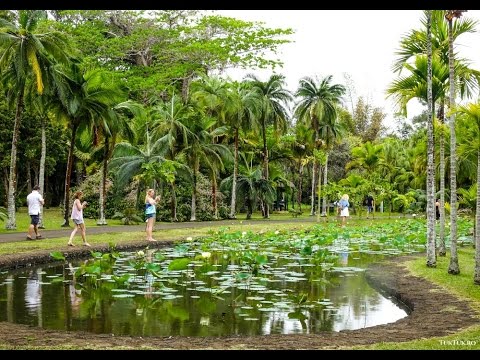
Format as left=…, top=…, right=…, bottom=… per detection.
left=0, top=207, right=124, bottom=233
left=358, top=246, right=480, bottom=350
left=0, top=222, right=317, bottom=257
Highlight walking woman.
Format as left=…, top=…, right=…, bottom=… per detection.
left=145, top=188, right=161, bottom=242
left=338, top=194, right=350, bottom=227
left=68, top=191, right=90, bottom=247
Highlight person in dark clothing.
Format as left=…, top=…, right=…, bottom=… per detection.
left=435, top=199, right=440, bottom=220
left=366, top=195, right=374, bottom=218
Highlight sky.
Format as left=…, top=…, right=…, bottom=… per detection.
left=215, top=10, right=480, bottom=132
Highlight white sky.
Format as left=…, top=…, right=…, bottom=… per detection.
left=216, top=10, right=480, bottom=132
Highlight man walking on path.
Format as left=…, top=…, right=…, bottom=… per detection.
left=26, top=185, right=45, bottom=240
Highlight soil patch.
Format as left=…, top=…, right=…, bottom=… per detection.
left=0, top=247, right=477, bottom=349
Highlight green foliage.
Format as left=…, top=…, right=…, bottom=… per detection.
left=49, top=251, right=65, bottom=261
left=111, top=208, right=144, bottom=225
left=168, top=258, right=190, bottom=271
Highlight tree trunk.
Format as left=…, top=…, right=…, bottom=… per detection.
left=297, top=162, right=304, bottom=212
left=321, top=153, right=329, bottom=216
left=447, top=16, right=460, bottom=275
left=61, top=123, right=78, bottom=227
left=190, top=165, right=197, bottom=222
left=97, top=137, right=109, bottom=225
left=212, top=174, right=218, bottom=220
left=310, top=161, right=316, bottom=216
left=261, top=119, right=269, bottom=218
left=474, top=149, right=480, bottom=284
left=426, top=10, right=437, bottom=268
left=229, top=129, right=239, bottom=219
left=316, top=164, right=322, bottom=221
left=170, top=182, right=178, bottom=222
left=246, top=196, right=253, bottom=220
left=438, top=102, right=446, bottom=256
left=26, top=159, right=32, bottom=194
left=5, top=92, right=24, bottom=230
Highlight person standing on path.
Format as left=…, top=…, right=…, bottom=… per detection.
left=338, top=194, right=350, bottom=227
left=68, top=191, right=90, bottom=247
left=26, top=185, right=45, bottom=240
left=145, top=188, right=161, bottom=242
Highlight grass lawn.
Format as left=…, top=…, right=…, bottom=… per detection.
left=358, top=246, right=480, bottom=350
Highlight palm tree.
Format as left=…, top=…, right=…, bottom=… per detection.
left=454, top=102, right=480, bottom=283
left=446, top=10, right=467, bottom=275
left=225, top=81, right=260, bottom=219
left=52, top=66, right=124, bottom=227
left=180, top=115, right=232, bottom=221
left=94, top=101, right=142, bottom=225
left=245, top=74, right=292, bottom=218
left=393, top=10, right=480, bottom=259
left=0, top=10, right=70, bottom=229
left=426, top=10, right=436, bottom=268
left=151, top=94, right=195, bottom=221
left=294, top=75, right=345, bottom=216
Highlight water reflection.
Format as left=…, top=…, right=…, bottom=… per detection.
left=0, top=247, right=409, bottom=337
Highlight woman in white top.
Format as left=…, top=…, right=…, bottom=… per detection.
left=338, top=194, right=350, bottom=227
left=68, top=191, right=90, bottom=247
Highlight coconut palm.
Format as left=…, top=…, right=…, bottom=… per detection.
left=0, top=10, right=70, bottom=229
left=294, top=75, right=345, bottom=216
left=52, top=66, right=125, bottom=227
left=245, top=74, right=292, bottom=218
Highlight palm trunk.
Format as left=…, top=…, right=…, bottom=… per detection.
left=5, top=92, right=24, bottom=230
left=212, top=174, right=218, bottom=220
left=297, top=162, right=304, bottom=212
left=474, top=149, right=480, bottom=284
left=426, top=10, right=436, bottom=268
left=316, top=164, right=322, bottom=221
left=97, top=137, right=109, bottom=225
left=321, top=153, right=329, bottom=216
left=26, top=160, right=32, bottom=194
left=447, top=17, right=460, bottom=275
left=190, top=164, right=198, bottom=222
left=438, top=102, right=446, bottom=256
left=38, top=118, right=46, bottom=229
left=310, top=161, right=316, bottom=216
left=61, top=123, right=78, bottom=227
left=170, top=182, right=178, bottom=222
left=229, top=129, right=239, bottom=219
left=261, top=119, right=269, bottom=218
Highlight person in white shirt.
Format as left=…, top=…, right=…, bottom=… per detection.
left=26, top=185, right=45, bottom=240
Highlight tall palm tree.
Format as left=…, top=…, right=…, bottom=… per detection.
left=94, top=101, right=141, bottom=225
left=426, top=10, right=436, bottom=268
left=393, top=9, right=480, bottom=258
left=180, top=115, right=232, bottom=221
left=151, top=94, right=195, bottom=221
left=225, top=81, right=260, bottom=219
left=294, top=75, right=345, bottom=216
left=455, top=102, right=480, bottom=283
left=53, top=66, right=124, bottom=227
left=245, top=74, right=292, bottom=218
left=0, top=10, right=70, bottom=229
left=446, top=10, right=467, bottom=275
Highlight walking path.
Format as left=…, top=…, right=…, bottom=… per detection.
left=0, top=217, right=321, bottom=243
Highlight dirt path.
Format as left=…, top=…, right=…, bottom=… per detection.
left=0, top=249, right=477, bottom=349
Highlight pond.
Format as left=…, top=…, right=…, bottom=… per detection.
left=0, top=228, right=421, bottom=337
